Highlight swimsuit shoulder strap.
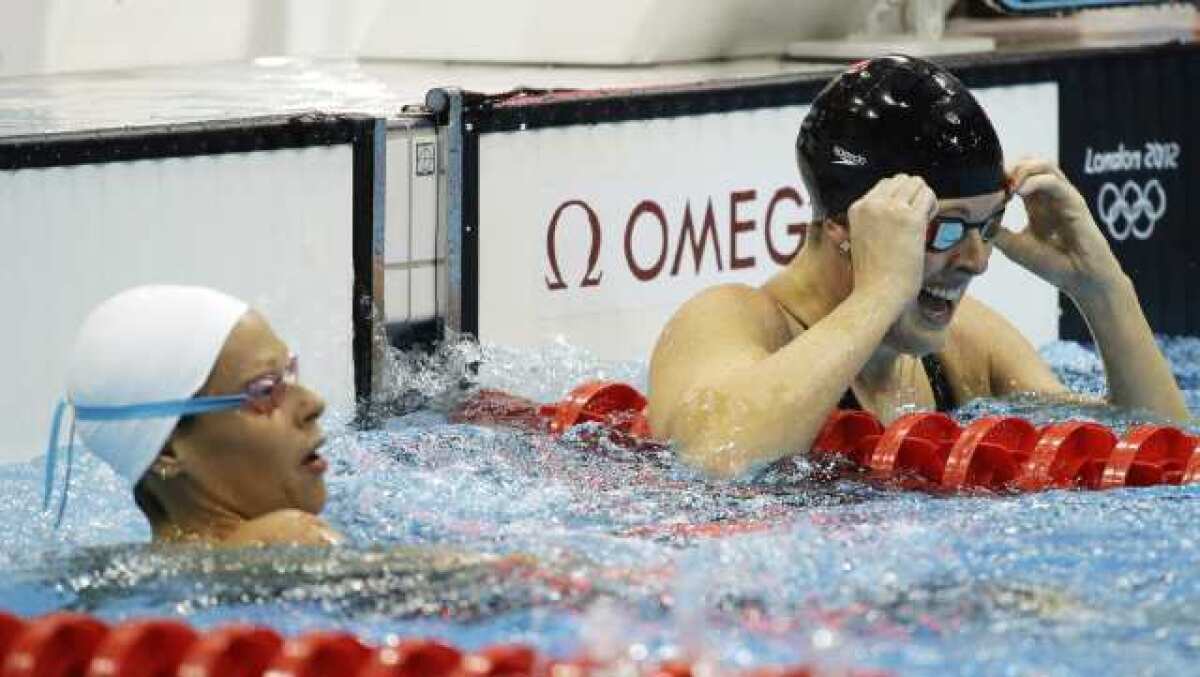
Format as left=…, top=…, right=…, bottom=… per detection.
left=920, top=353, right=956, bottom=413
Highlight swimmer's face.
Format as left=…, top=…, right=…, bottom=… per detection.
left=166, top=311, right=328, bottom=518
left=884, top=189, right=1008, bottom=355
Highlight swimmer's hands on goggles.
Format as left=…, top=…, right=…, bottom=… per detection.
left=839, top=188, right=1011, bottom=254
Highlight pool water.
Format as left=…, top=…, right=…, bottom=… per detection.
left=2, top=336, right=1200, bottom=675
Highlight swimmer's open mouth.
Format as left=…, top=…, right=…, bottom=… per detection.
left=301, top=438, right=328, bottom=474
left=918, top=284, right=963, bottom=325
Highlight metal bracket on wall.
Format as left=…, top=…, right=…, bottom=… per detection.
left=426, top=88, right=482, bottom=339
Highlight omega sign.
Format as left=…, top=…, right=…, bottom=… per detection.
left=1083, top=140, right=1181, bottom=242
left=545, top=187, right=806, bottom=290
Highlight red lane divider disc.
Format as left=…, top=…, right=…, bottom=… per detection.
left=457, top=644, right=538, bottom=677
left=648, top=661, right=693, bottom=677
left=812, top=410, right=884, bottom=466
left=0, top=614, right=24, bottom=670
left=1181, top=436, right=1200, bottom=485
left=870, top=413, right=960, bottom=480
left=1018, top=422, right=1117, bottom=491
left=546, top=382, right=647, bottom=435
left=2, top=613, right=108, bottom=677
left=266, top=631, right=371, bottom=677
left=535, top=657, right=600, bottom=676
left=1105, top=426, right=1200, bottom=487
left=941, top=417, right=1038, bottom=490
left=744, top=668, right=815, bottom=677
left=177, top=624, right=282, bottom=677
left=85, top=619, right=196, bottom=677
left=361, top=639, right=462, bottom=677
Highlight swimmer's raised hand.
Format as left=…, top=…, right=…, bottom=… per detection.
left=994, top=158, right=1125, bottom=301
left=846, top=174, right=937, bottom=304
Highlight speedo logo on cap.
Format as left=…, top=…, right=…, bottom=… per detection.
left=832, top=145, right=867, bottom=167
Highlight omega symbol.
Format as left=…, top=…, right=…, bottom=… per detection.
left=545, top=200, right=604, bottom=290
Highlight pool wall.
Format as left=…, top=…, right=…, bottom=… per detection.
left=0, top=115, right=393, bottom=463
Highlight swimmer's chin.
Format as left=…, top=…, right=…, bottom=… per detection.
left=882, top=314, right=951, bottom=357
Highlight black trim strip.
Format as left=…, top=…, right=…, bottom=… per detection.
left=351, top=118, right=386, bottom=405
left=0, top=113, right=368, bottom=170
left=464, top=41, right=1197, bottom=134
left=467, top=78, right=827, bottom=134
left=461, top=116, right=481, bottom=338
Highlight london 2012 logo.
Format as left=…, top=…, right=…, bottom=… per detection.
left=1083, top=140, right=1181, bottom=242
left=1096, top=179, right=1166, bottom=241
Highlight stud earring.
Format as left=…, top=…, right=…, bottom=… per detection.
left=154, top=462, right=179, bottom=481
left=838, top=241, right=851, bottom=255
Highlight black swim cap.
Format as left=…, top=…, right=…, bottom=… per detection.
left=797, top=55, right=1005, bottom=220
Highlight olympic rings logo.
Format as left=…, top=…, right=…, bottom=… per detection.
left=1096, top=179, right=1167, bottom=241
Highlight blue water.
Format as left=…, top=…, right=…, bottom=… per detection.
left=2, top=337, right=1199, bottom=675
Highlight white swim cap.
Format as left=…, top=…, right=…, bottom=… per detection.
left=66, top=285, right=249, bottom=484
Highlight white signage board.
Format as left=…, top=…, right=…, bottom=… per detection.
left=0, top=147, right=356, bottom=463
left=478, top=83, right=1060, bottom=361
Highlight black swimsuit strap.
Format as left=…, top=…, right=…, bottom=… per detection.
left=921, top=353, right=956, bottom=413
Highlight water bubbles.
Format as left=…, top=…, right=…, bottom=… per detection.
left=1, top=336, right=1199, bottom=673
left=811, top=627, right=836, bottom=650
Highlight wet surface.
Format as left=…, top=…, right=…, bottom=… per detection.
left=2, top=336, right=1199, bottom=675
left=0, top=58, right=832, bottom=139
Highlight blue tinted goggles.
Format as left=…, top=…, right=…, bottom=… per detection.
left=925, top=209, right=1005, bottom=253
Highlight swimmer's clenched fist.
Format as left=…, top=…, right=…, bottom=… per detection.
left=846, top=174, right=938, bottom=303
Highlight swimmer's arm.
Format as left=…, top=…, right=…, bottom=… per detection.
left=225, top=510, right=344, bottom=547
left=961, top=294, right=1188, bottom=421
left=648, top=283, right=908, bottom=478
left=994, top=159, right=1188, bottom=420
left=1068, top=275, right=1190, bottom=421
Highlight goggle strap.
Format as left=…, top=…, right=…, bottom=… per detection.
left=73, top=394, right=246, bottom=421
left=42, top=399, right=67, bottom=512
left=42, top=393, right=245, bottom=529
left=55, top=414, right=77, bottom=530
left=41, top=400, right=77, bottom=530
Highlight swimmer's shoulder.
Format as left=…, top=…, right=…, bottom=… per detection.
left=661, top=283, right=792, bottom=349
left=947, top=295, right=1025, bottom=356
left=943, top=295, right=1064, bottom=398
left=225, top=510, right=343, bottom=547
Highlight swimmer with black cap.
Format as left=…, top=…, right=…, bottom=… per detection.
left=648, top=55, right=1188, bottom=477
left=44, top=285, right=340, bottom=545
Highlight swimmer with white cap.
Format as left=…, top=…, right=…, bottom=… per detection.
left=44, top=285, right=340, bottom=545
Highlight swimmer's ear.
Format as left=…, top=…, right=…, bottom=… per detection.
left=822, top=217, right=850, bottom=248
